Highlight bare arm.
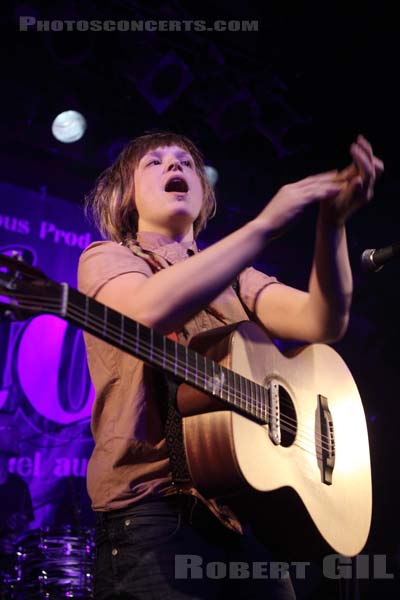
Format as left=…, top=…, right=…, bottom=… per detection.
left=254, top=216, right=352, bottom=343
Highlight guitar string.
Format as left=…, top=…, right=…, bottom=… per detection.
left=12, top=293, right=333, bottom=458
left=67, top=304, right=333, bottom=454
left=13, top=294, right=333, bottom=455
left=12, top=294, right=333, bottom=455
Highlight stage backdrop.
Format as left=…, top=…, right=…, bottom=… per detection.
left=0, top=181, right=101, bottom=529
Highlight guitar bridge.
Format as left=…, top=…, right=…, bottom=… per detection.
left=318, top=394, right=336, bottom=485
left=267, top=379, right=281, bottom=445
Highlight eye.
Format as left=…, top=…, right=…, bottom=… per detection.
left=147, top=159, right=161, bottom=166
left=181, top=160, right=192, bottom=167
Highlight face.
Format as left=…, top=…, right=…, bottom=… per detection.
left=133, top=145, right=204, bottom=238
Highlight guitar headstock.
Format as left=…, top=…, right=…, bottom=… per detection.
left=0, top=253, right=63, bottom=322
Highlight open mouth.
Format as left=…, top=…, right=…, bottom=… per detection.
left=164, top=176, right=189, bottom=193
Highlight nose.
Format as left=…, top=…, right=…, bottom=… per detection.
left=167, top=159, right=183, bottom=172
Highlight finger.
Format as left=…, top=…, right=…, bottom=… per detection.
left=351, top=157, right=374, bottom=202
left=298, top=170, right=340, bottom=186
left=373, top=156, right=384, bottom=175
left=356, top=135, right=384, bottom=178
left=357, top=135, right=373, bottom=158
left=357, top=136, right=376, bottom=180
left=351, top=144, right=374, bottom=184
left=304, top=181, right=345, bottom=199
left=355, top=136, right=381, bottom=178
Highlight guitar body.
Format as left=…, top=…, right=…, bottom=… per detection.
left=179, top=321, right=372, bottom=558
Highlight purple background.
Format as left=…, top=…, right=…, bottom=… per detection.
left=0, top=182, right=100, bottom=529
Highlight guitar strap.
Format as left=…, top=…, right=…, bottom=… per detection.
left=123, top=237, right=192, bottom=486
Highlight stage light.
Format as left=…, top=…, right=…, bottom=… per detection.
left=205, top=165, right=218, bottom=187
left=51, top=110, right=87, bottom=143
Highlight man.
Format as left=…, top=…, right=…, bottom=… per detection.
left=79, top=131, right=382, bottom=599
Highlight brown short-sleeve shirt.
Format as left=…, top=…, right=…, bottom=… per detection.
left=78, top=232, right=279, bottom=529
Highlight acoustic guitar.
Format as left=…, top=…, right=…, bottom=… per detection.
left=0, top=253, right=372, bottom=557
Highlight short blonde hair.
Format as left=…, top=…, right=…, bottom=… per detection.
left=85, top=131, right=216, bottom=241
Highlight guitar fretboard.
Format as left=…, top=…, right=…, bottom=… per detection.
left=65, top=286, right=268, bottom=424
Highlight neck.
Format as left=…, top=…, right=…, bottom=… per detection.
left=137, top=223, right=194, bottom=244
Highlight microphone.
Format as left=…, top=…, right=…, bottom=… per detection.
left=361, top=241, right=400, bottom=272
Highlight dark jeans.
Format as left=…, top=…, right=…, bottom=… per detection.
left=94, top=495, right=296, bottom=599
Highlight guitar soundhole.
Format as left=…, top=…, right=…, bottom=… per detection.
left=278, top=385, right=297, bottom=447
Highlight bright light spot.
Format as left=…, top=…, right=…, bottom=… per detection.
left=51, top=110, right=87, bottom=143
left=205, top=165, right=218, bottom=187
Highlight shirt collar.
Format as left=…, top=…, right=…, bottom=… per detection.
left=136, top=231, right=198, bottom=264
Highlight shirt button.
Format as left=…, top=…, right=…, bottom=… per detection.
left=111, top=548, right=118, bottom=556
left=124, top=519, right=131, bottom=526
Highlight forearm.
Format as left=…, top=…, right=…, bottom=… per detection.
left=307, top=210, right=353, bottom=341
left=131, top=219, right=271, bottom=333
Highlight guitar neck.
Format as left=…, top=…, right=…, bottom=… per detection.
left=62, top=284, right=268, bottom=424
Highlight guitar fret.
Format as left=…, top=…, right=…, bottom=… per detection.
left=259, top=384, right=263, bottom=420
left=254, top=381, right=259, bottom=418
left=184, top=346, right=188, bottom=380
left=174, top=342, right=178, bottom=375
left=203, top=356, right=207, bottom=391
left=262, top=386, right=268, bottom=423
left=194, top=352, right=198, bottom=386
left=218, top=364, right=224, bottom=398
left=220, top=365, right=226, bottom=400
left=259, top=386, right=263, bottom=421
left=233, top=372, right=240, bottom=410
left=60, top=282, right=68, bottom=317
left=252, top=381, right=259, bottom=419
left=211, top=361, right=216, bottom=395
